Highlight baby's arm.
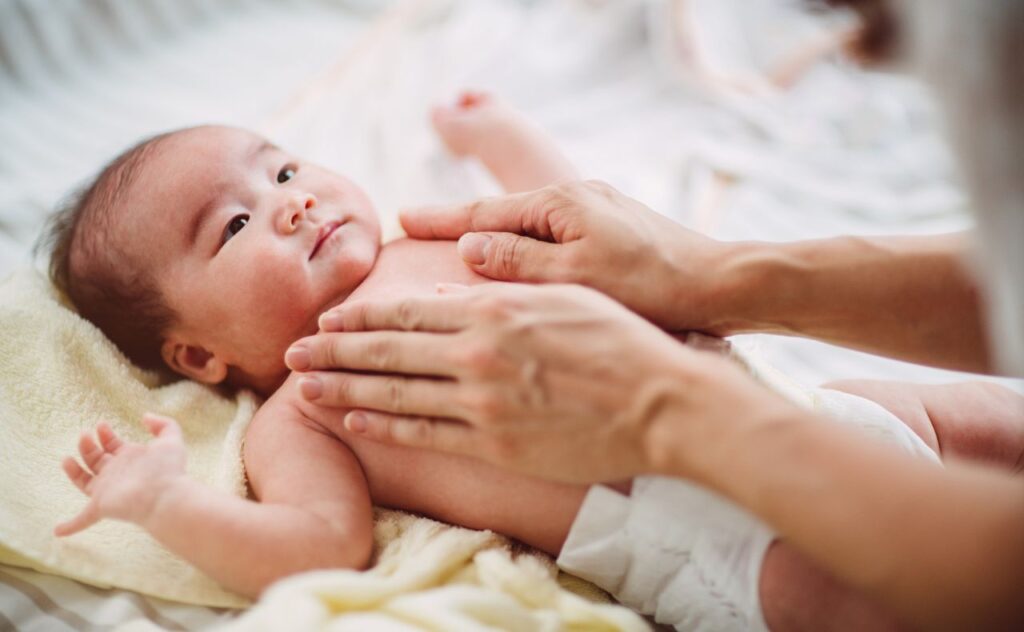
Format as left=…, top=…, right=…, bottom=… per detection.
left=433, top=92, right=578, bottom=192
left=56, top=406, right=373, bottom=599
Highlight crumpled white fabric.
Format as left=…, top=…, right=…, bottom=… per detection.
left=558, top=381, right=939, bottom=632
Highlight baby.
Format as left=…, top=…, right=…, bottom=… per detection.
left=45, top=93, right=948, bottom=630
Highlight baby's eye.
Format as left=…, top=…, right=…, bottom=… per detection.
left=222, top=214, right=249, bottom=243
left=277, top=165, right=297, bottom=184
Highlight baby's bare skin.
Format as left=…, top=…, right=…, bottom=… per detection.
left=252, top=238, right=588, bottom=556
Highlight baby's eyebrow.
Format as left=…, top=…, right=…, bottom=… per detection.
left=187, top=194, right=223, bottom=250
left=247, top=139, right=277, bottom=162
left=186, top=139, right=279, bottom=249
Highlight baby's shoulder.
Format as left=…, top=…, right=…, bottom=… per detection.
left=243, top=374, right=335, bottom=458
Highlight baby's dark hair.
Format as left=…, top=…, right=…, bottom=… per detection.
left=38, top=131, right=179, bottom=371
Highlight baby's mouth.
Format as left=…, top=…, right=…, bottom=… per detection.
left=309, top=221, right=344, bottom=260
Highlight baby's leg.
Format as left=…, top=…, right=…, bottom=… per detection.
left=822, top=379, right=1024, bottom=471
left=760, top=542, right=910, bottom=631
left=432, top=91, right=578, bottom=193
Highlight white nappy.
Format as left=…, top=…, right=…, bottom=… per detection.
left=556, top=387, right=939, bottom=631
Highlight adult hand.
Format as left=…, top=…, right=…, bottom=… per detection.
left=398, top=180, right=733, bottom=333
left=286, top=283, right=784, bottom=483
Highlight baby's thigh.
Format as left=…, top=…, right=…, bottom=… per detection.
left=760, top=541, right=910, bottom=632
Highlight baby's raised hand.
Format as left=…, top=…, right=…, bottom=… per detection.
left=55, top=415, right=187, bottom=537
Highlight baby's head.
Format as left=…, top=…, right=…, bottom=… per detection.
left=44, top=125, right=381, bottom=393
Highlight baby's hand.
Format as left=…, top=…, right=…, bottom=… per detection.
left=55, top=415, right=187, bottom=537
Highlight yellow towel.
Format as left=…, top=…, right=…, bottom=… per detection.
left=211, top=510, right=648, bottom=631
left=0, top=269, right=646, bottom=628
left=0, top=269, right=257, bottom=608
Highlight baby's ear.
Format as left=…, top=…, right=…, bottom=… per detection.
left=161, top=339, right=228, bottom=385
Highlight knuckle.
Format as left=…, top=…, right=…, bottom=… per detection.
left=467, top=197, right=494, bottom=228
left=395, top=299, right=421, bottom=330
left=328, top=375, right=353, bottom=403
left=474, top=294, right=515, bottom=324
left=459, top=342, right=500, bottom=373
left=383, top=376, right=404, bottom=411
left=391, top=416, right=430, bottom=448
left=367, top=337, right=394, bottom=368
left=494, top=237, right=523, bottom=277
left=409, top=418, right=433, bottom=447
left=325, top=337, right=345, bottom=368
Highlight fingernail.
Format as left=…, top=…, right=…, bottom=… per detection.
left=299, top=377, right=323, bottom=401
left=458, top=233, right=490, bottom=265
left=345, top=412, right=367, bottom=433
left=285, top=346, right=311, bottom=371
left=319, top=312, right=344, bottom=331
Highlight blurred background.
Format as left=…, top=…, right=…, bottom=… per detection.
left=0, top=0, right=1018, bottom=387
left=1, top=0, right=1021, bottom=627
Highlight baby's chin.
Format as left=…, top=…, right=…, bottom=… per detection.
left=317, top=234, right=380, bottom=305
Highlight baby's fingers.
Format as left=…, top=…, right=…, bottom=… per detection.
left=62, top=457, right=93, bottom=494
left=142, top=414, right=182, bottom=442
left=78, top=430, right=109, bottom=473
left=54, top=503, right=100, bottom=537
left=96, top=421, right=124, bottom=454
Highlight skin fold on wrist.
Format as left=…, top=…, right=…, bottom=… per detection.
left=141, top=475, right=196, bottom=530
left=671, top=239, right=769, bottom=336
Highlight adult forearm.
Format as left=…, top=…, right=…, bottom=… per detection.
left=701, top=233, right=992, bottom=373
left=649, top=370, right=1024, bottom=630
left=145, top=479, right=370, bottom=598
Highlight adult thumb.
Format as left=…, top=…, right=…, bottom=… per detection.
left=457, top=232, right=559, bottom=281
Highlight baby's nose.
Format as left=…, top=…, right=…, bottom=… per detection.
left=280, top=194, right=317, bottom=233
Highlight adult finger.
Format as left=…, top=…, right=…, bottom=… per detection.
left=54, top=503, right=100, bottom=537
left=317, top=294, right=475, bottom=333
left=297, top=373, right=465, bottom=419
left=456, top=232, right=564, bottom=282
left=399, top=187, right=563, bottom=241
left=342, top=409, right=476, bottom=456
left=62, top=457, right=93, bottom=494
left=286, top=331, right=458, bottom=377
left=78, top=430, right=109, bottom=474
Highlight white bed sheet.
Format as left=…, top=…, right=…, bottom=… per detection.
left=1, top=0, right=1020, bottom=629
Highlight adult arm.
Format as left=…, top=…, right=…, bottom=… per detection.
left=396, top=181, right=993, bottom=373
left=288, top=283, right=1024, bottom=630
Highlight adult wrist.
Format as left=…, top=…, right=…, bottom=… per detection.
left=687, top=240, right=796, bottom=337
left=640, top=350, right=804, bottom=486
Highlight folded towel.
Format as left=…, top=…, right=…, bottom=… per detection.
left=0, top=269, right=258, bottom=608
left=212, top=510, right=648, bottom=631
left=0, top=269, right=645, bottom=628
